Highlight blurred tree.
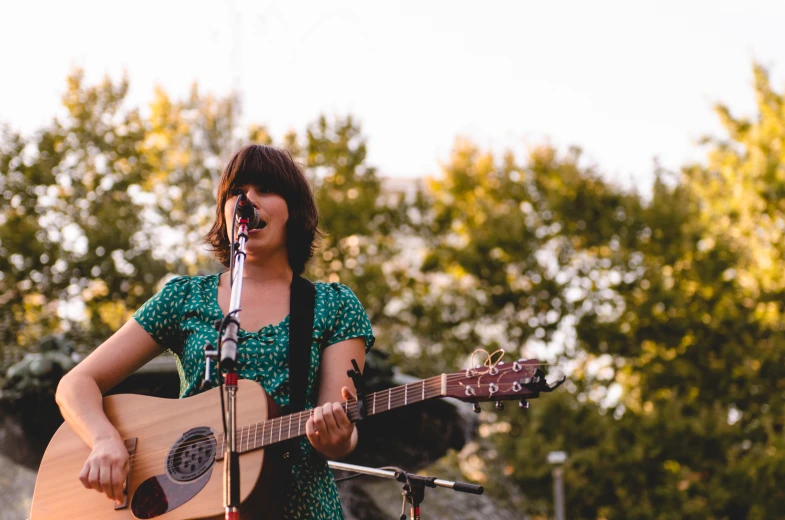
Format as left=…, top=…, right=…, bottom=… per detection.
left=0, top=71, right=246, bottom=370
left=301, top=115, right=412, bottom=334
left=396, top=138, right=643, bottom=377
left=5, top=61, right=785, bottom=520
left=0, top=70, right=169, bottom=364
left=484, top=64, right=785, bottom=519
left=139, top=85, right=238, bottom=274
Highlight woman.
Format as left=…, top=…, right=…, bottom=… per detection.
left=55, top=144, right=374, bottom=519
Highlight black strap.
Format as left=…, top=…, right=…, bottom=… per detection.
left=279, top=275, right=315, bottom=464
left=288, top=275, right=315, bottom=414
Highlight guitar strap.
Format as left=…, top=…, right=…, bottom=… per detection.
left=280, top=274, right=316, bottom=463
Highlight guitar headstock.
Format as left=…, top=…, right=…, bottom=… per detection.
left=443, top=358, right=564, bottom=411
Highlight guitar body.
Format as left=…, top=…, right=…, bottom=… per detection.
left=31, top=380, right=282, bottom=520
left=30, top=357, right=562, bottom=519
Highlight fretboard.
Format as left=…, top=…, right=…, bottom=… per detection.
left=217, top=375, right=446, bottom=454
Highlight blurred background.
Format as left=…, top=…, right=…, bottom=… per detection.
left=2, top=1, right=785, bottom=518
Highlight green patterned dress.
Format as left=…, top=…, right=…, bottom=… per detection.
left=132, top=273, right=375, bottom=519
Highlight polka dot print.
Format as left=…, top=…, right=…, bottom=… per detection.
left=132, top=273, right=375, bottom=519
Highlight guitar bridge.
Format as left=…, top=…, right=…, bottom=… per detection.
left=114, top=437, right=138, bottom=510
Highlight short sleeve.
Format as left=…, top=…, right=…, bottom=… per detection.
left=132, top=276, right=190, bottom=355
left=325, top=283, right=375, bottom=352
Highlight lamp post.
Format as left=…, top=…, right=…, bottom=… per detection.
left=547, top=451, right=567, bottom=520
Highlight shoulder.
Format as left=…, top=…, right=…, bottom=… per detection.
left=314, top=281, right=361, bottom=305
left=312, top=281, right=374, bottom=350
left=160, top=273, right=218, bottom=291
left=148, top=274, right=219, bottom=309
left=313, top=281, right=369, bottom=322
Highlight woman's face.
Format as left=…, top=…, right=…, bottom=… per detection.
left=224, top=184, right=289, bottom=262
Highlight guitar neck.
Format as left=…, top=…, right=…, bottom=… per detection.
left=230, top=375, right=446, bottom=454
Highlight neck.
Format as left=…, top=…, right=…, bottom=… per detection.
left=238, top=255, right=293, bottom=285
left=221, top=375, right=446, bottom=455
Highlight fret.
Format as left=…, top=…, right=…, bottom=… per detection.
left=223, top=379, right=470, bottom=449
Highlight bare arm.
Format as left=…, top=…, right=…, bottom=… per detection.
left=305, top=337, right=366, bottom=459
left=55, top=318, right=163, bottom=501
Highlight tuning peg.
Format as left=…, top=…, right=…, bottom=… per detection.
left=472, top=403, right=481, bottom=414
left=518, top=399, right=529, bottom=409
left=495, top=401, right=504, bottom=411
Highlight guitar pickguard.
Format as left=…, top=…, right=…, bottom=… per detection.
left=131, top=426, right=218, bottom=519
left=131, top=469, right=213, bottom=519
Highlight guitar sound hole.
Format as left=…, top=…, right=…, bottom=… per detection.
left=166, top=426, right=217, bottom=482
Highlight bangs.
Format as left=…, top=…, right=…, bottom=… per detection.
left=228, top=168, right=288, bottom=196
left=222, top=145, right=299, bottom=200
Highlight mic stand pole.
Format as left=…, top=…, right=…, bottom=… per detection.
left=218, top=215, right=251, bottom=520
left=328, top=461, right=484, bottom=520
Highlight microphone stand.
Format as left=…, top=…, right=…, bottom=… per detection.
left=203, top=209, right=252, bottom=520
left=329, top=461, right=484, bottom=520
left=220, top=213, right=251, bottom=520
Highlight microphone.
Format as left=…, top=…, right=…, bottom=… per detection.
left=236, top=194, right=267, bottom=229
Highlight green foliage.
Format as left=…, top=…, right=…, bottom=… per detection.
left=140, top=85, right=238, bottom=273
left=0, top=71, right=170, bottom=361
left=299, top=115, right=414, bottom=354
left=3, top=62, right=785, bottom=518
left=479, top=64, right=785, bottom=518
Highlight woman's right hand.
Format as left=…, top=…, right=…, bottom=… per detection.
left=79, top=434, right=129, bottom=503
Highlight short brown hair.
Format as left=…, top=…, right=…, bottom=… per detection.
left=205, top=144, right=321, bottom=274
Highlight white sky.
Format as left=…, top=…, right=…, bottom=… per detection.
left=2, top=0, right=784, bottom=192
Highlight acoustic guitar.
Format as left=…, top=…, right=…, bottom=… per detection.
left=30, top=358, right=562, bottom=519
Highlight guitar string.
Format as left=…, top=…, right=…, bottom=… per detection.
left=124, top=380, right=444, bottom=471
left=121, top=376, right=543, bottom=473
left=123, top=387, right=524, bottom=476
left=122, top=369, right=545, bottom=469
left=122, top=368, right=546, bottom=471
left=120, top=364, right=541, bottom=462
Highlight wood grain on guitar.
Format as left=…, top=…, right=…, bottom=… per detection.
left=31, top=358, right=562, bottom=519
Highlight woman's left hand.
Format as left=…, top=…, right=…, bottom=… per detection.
left=306, top=386, right=358, bottom=460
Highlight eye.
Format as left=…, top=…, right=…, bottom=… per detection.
left=229, top=187, right=245, bottom=197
